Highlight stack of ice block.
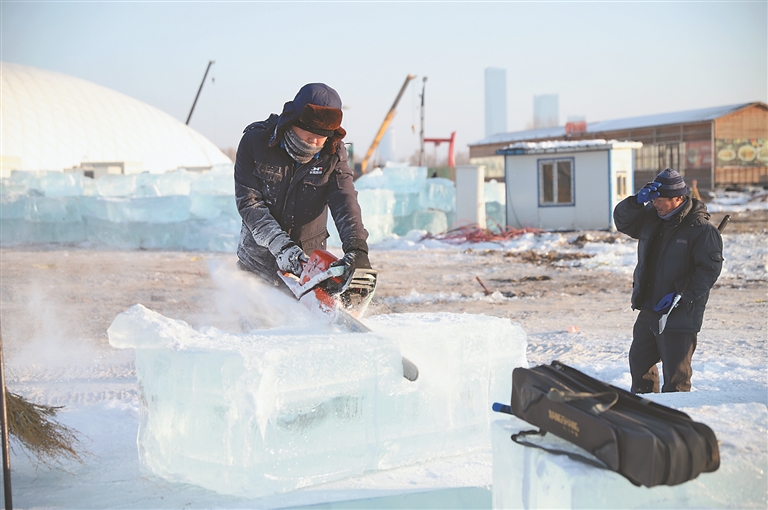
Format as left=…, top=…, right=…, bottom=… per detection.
left=108, top=305, right=527, bottom=498
left=328, top=166, right=456, bottom=245
left=492, top=400, right=767, bottom=509
left=0, top=166, right=239, bottom=250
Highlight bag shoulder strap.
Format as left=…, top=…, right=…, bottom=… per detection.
left=511, top=429, right=638, bottom=483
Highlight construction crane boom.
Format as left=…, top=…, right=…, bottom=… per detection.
left=186, top=60, right=215, bottom=125
left=360, top=74, right=416, bottom=175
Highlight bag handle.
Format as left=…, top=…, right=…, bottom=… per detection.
left=511, top=429, right=614, bottom=471
left=546, top=388, right=619, bottom=415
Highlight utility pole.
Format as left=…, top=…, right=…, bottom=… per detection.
left=0, top=329, right=12, bottom=510
left=186, top=60, right=215, bottom=125
left=418, top=77, right=427, bottom=167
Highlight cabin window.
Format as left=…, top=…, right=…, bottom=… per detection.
left=616, top=172, right=628, bottom=198
left=538, top=158, right=574, bottom=206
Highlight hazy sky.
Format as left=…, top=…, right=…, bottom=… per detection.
left=2, top=1, right=766, bottom=162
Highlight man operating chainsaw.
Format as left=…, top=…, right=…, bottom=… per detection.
left=234, top=83, right=371, bottom=296
left=613, top=168, right=723, bottom=393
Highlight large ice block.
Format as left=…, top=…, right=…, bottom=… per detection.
left=190, top=166, right=235, bottom=195
left=484, top=179, right=506, bottom=205
left=135, top=170, right=192, bottom=197
left=492, top=401, right=768, bottom=509
left=357, top=188, right=396, bottom=216
left=96, top=174, right=137, bottom=197
left=355, top=166, right=428, bottom=194
left=0, top=176, right=29, bottom=195
left=25, top=196, right=82, bottom=222
left=40, top=171, right=84, bottom=197
left=0, top=194, right=27, bottom=219
left=108, top=305, right=527, bottom=498
left=412, top=209, right=448, bottom=234
left=8, top=170, right=43, bottom=195
left=392, top=192, right=421, bottom=217
left=419, top=177, right=455, bottom=212
left=82, top=196, right=191, bottom=223
left=486, top=201, right=506, bottom=230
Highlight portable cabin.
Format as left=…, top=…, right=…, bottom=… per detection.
left=498, top=140, right=642, bottom=231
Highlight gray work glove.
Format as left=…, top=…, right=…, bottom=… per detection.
left=275, top=243, right=308, bottom=277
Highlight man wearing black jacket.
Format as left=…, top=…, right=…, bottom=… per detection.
left=234, top=83, right=370, bottom=293
left=614, top=169, right=723, bottom=393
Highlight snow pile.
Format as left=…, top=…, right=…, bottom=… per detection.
left=107, top=304, right=527, bottom=498
left=506, top=139, right=611, bottom=150
left=706, top=189, right=768, bottom=212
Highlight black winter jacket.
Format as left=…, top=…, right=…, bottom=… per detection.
left=613, top=196, right=723, bottom=332
left=235, top=101, right=368, bottom=281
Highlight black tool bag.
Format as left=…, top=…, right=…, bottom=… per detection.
left=493, top=361, right=719, bottom=487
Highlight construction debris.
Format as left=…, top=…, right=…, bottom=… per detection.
left=504, top=250, right=594, bottom=265
left=421, top=225, right=542, bottom=244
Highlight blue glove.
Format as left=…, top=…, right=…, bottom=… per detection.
left=654, top=292, right=676, bottom=313
left=637, top=182, right=661, bottom=204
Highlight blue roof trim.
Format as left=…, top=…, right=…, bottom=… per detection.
left=472, top=102, right=759, bottom=147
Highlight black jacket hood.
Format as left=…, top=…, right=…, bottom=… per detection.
left=269, top=83, right=346, bottom=152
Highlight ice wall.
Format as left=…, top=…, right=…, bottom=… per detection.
left=107, top=305, right=527, bottom=498
left=328, top=166, right=456, bottom=245
left=0, top=167, right=239, bottom=251
left=492, top=402, right=768, bottom=509
left=2, top=166, right=504, bottom=249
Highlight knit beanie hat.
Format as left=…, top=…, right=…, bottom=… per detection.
left=654, top=168, right=688, bottom=198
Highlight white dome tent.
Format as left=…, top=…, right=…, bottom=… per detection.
left=0, top=62, right=231, bottom=176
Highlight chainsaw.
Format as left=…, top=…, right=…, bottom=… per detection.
left=278, top=249, right=418, bottom=381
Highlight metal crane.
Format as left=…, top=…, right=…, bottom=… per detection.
left=360, top=74, right=416, bottom=175
left=186, top=60, right=215, bottom=125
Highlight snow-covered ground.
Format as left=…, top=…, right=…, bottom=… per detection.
left=1, top=194, right=766, bottom=509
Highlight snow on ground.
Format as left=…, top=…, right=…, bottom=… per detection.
left=375, top=230, right=767, bottom=281
left=2, top=198, right=766, bottom=509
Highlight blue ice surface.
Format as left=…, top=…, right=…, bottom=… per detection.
left=1, top=166, right=506, bottom=249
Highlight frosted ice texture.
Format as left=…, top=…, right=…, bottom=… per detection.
left=484, top=179, right=506, bottom=230
left=2, top=164, right=455, bottom=249
left=39, top=172, right=84, bottom=197
left=329, top=166, right=456, bottom=244
left=1, top=167, right=237, bottom=250
left=492, top=402, right=768, bottom=509
left=107, top=305, right=527, bottom=498
left=484, top=179, right=506, bottom=205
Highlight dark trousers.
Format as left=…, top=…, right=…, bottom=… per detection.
left=629, top=309, right=698, bottom=393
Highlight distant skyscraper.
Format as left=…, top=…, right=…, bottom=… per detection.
left=533, top=94, right=559, bottom=129
left=379, top=128, right=396, bottom=164
left=484, top=68, right=507, bottom=137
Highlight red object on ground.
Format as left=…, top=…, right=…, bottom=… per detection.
left=421, top=224, right=543, bottom=244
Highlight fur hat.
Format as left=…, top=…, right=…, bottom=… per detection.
left=655, top=168, right=687, bottom=198
left=294, top=103, right=343, bottom=138
left=269, top=83, right=347, bottom=153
